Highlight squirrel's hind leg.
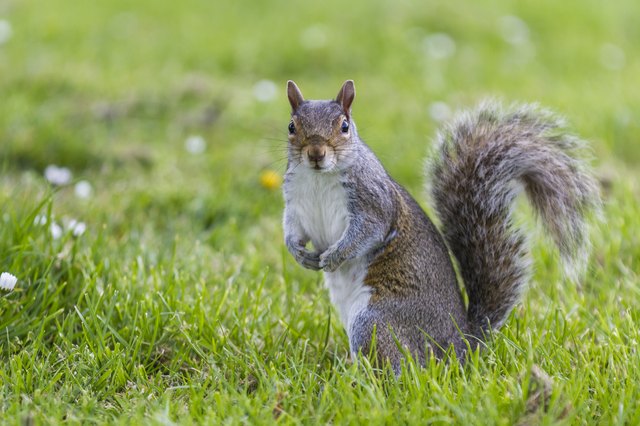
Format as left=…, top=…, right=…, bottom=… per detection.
left=349, top=307, right=420, bottom=374
left=349, top=304, right=473, bottom=372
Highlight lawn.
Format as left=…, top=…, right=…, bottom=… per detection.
left=1, top=0, right=639, bottom=424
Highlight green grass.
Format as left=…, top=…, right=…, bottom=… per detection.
left=1, top=0, right=639, bottom=424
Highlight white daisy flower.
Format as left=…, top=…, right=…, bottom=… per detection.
left=428, top=101, right=452, bottom=123
left=499, top=15, right=530, bottom=46
left=300, top=25, right=328, bottom=49
left=34, top=215, right=48, bottom=226
left=185, top=135, right=206, bottom=154
left=423, top=33, right=456, bottom=60
left=253, top=80, right=277, bottom=103
left=0, top=20, right=12, bottom=45
left=0, top=272, right=17, bottom=291
left=68, top=219, right=87, bottom=237
left=74, top=180, right=93, bottom=199
left=50, top=222, right=63, bottom=239
left=600, top=43, right=625, bottom=71
left=44, top=165, right=72, bottom=186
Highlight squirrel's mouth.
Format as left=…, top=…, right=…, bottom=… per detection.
left=301, top=150, right=336, bottom=172
left=310, top=163, right=336, bottom=173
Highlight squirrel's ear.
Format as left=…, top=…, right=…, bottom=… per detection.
left=287, top=80, right=304, bottom=111
left=336, top=80, right=355, bottom=117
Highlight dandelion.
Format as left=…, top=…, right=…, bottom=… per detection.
left=260, top=170, right=282, bottom=190
left=0, top=272, right=17, bottom=291
left=74, top=180, right=93, bottom=199
left=185, top=135, right=206, bottom=154
left=44, top=165, right=72, bottom=186
left=253, top=80, right=277, bottom=103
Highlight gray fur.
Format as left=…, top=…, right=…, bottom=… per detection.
left=429, top=101, right=601, bottom=334
left=282, top=82, right=601, bottom=372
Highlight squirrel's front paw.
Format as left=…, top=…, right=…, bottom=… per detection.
left=292, top=247, right=321, bottom=271
left=285, top=236, right=321, bottom=271
left=319, top=249, right=343, bottom=272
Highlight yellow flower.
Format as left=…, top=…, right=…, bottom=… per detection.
left=260, top=170, right=282, bottom=190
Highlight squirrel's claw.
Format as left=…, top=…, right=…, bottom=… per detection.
left=296, top=249, right=321, bottom=271
left=300, top=254, right=321, bottom=271
left=285, top=236, right=321, bottom=271
left=319, top=249, right=342, bottom=272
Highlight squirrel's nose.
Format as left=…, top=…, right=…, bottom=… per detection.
left=308, top=148, right=326, bottom=163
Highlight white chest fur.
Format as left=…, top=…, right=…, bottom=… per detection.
left=286, top=168, right=349, bottom=252
left=285, top=168, right=372, bottom=332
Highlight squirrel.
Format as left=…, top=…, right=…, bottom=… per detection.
left=282, top=80, right=600, bottom=372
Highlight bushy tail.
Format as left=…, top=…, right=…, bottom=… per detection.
left=428, top=101, right=600, bottom=334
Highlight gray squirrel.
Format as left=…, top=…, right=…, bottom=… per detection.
left=282, top=80, right=600, bottom=371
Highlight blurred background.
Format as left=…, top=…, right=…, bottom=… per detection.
left=0, top=0, right=638, bottom=273
left=1, top=1, right=639, bottom=419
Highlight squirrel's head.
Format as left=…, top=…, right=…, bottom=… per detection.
left=286, top=80, right=356, bottom=172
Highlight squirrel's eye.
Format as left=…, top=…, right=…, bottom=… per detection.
left=341, top=119, right=349, bottom=133
left=288, top=121, right=296, bottom=135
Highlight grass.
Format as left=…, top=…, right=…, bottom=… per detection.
left=1, top=0, right=639, bottom=423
